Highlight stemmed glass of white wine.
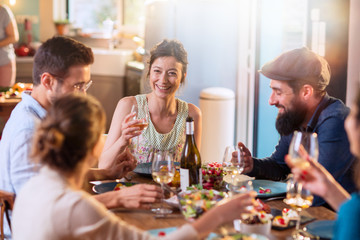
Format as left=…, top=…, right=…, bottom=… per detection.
left=285, top=131, right=318, bottom=239
left=151, top=150, right=175, bottom=215
left=283, top=175, right=314, bottom=239
left=222, top=146, right=244, bottom=188
left=131, top=104, right=149, bottom=151
left=288, top=131, right=319, bottom=169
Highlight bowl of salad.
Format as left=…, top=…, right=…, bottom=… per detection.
left=177, top=186, right=228, bottom=221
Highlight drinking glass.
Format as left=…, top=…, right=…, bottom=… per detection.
left=151, top=150, right=175, bottom=215
left=131, top=104, right=149, bottom=150
left=283, top=175, right=314, bottom=239
left=222, top=146, right=244, bottom=187
left=288, top=131, right=319, bottom=169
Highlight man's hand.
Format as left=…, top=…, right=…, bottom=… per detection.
left=234, top=142, right=253, bottom=174
left=108, top=148, right=137, bottom=179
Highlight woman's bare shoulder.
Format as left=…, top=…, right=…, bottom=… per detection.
left=113, top=96, right=137, bottom=117
left=188, top=103, right=202, bottom=119
left=118, top=96, right=136, bottom=105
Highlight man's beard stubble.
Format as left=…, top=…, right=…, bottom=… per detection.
left=275, top=100, right=308, bottom=136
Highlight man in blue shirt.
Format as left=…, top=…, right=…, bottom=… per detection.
left=237, top=47, right=356, bottom=206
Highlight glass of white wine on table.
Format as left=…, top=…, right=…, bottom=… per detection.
left=151, top=150, right=175, bottom=215
left=284, top=175, right=314, bottom=239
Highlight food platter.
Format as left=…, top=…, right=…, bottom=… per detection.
left=270, top=208, right=315, bottom=230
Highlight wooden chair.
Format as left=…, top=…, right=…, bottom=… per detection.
left=0, top=190, right=15, bottom=240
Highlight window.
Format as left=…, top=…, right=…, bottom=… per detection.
left=68, top=0, right=119, bottom=34
left=54, top=0, right=146, bottom=37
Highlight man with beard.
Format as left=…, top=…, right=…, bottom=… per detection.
left=234, top=47, right=356, bottom=206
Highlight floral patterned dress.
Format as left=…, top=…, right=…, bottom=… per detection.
left=128, top=94, right=188, bottom=163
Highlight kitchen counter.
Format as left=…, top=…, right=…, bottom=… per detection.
left=16, top=56, right=34, bottom=63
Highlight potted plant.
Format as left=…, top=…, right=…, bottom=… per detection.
left=54, top=19, right=70, bottom=35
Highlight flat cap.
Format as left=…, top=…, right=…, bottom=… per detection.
left=259, top=47, right=330, bottom=90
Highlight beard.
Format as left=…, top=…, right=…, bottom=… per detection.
left=275, top=99, right=307, bottom=136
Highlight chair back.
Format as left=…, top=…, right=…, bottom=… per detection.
left=0, top=190, right=15, bottom=240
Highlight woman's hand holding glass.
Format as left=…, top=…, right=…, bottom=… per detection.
left=286, top=131, right=319, bottom=198
left=130, top=104, right=149, bottom=150
left=130, top=104, right=149, bottom=131
left=119, top=111, right=143, bottom=147
left=284, top=131, right=318, bottom=239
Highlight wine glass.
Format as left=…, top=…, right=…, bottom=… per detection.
left=151, top=150, right=175, bottom=215
left=283, top=175, right=314, bottom=239
left=288, top=131, right=319, bottom=169
left=131, top=104, right=149, bottom=151
left=222, top=146, right=244, bottom=187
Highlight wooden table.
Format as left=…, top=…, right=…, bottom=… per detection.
left=101, top=172, right=337, bottom=240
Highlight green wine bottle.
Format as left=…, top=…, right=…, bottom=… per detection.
left=180, top=116, right=202, bottom=191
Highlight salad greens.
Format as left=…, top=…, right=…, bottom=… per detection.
left=178, top=188, right=226, bottom=220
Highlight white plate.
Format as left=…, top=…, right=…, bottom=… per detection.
left=223, top=175, right=255, bottom=184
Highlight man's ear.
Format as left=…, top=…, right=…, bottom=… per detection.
left=40, top=73, right=54, bottom=91
left=301, top=84, right=314, bottom=100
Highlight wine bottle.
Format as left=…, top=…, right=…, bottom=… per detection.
left=180, top=116, right=202, bottom=191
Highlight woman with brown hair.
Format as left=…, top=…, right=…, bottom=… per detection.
left=99, top=39, right=202, bottom=168
left=12, top=93, right=255, bottom=239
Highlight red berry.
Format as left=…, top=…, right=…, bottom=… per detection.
left=279, top=218, right=285, bottom=225
left=158, top=231, right=166, bottom=236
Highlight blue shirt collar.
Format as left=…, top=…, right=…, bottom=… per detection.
left=21, top=91, right=47, bottom=120
left=306, top=93, right=336, bottom=132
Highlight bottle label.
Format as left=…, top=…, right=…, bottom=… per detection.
left=180, top=168, right=190, bottom=192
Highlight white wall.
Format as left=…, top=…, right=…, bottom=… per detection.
left=346, top=0, right=360, bottom=105
left=40, top=0, right=55, bottom=41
